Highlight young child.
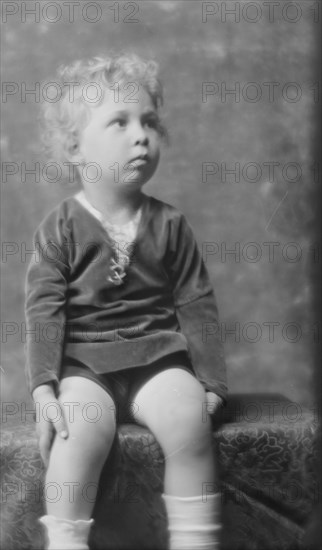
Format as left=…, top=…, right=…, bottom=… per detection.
left=25, top=53, right=227, bottom=550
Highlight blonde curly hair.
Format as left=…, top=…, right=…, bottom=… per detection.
left=40, top=52, right=167, bottom=183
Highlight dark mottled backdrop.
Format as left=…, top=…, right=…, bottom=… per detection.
left=1, top=0, right=319, bottom=408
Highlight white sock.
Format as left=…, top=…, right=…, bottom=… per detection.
left=162, top=493, right=222, bottom=550
left=39, top=515, right=94, bottom=550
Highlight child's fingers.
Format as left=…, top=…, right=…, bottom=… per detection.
left=205, top=392, right=223, bottom=415
left=35, top=400, right=69, bottom=467
left=43, top=398, right=69, bottom=440
left=35, top=394, right=69, bottom=439
left=33, top=388, right=69, bottom=466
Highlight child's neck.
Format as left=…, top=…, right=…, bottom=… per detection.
left=81, top=185, right=145, bottom=225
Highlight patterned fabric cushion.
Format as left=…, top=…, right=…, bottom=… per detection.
left=0, top=394, right=318, bottom=550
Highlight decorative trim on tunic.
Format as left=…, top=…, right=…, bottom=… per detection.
left=75, top=191, right=142, bottom=286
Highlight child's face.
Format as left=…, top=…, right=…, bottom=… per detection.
left=76, top=83, right=161, bottom=191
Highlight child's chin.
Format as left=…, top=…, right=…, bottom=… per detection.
left=117, top=177, right=147, bottom=191
left=123, top=171, right=152, bottom=187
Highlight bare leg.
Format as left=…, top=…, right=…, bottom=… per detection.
left=40, top=377, right=116, bottom=549
left=44, top=376, right=116, bottom=519
left=132, top=368, right=216, bottom=496
left=132, top=368, right=221, bottom=549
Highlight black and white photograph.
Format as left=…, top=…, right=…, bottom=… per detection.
left=1, top=1, right=321, bottom=549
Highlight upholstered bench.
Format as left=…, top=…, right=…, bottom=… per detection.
left=0, top=393, right=318, bottom=550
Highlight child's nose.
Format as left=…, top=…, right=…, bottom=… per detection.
left=131, top=122, right=149, bottom=145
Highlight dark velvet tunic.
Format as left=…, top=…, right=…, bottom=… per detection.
left=25, top=193, right=227, bottom=400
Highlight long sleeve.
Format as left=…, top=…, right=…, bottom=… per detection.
left=166, top=213, right=227, bottom=401
left=24, top=212, right=69, bottom=395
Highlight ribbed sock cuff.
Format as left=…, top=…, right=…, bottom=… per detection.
left=39, top=515, right=94, bottom=550
left=162, top=493, right=222, bottom=550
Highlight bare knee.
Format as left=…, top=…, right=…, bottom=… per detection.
left=134, top=369, right=213, bottom=458
left=154, top=394, right=213, bottom=458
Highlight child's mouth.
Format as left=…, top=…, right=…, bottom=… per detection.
left=131, top=159, right=148, bottom=167
left=127, top=155, right=150, bottom=168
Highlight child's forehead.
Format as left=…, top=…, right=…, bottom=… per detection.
left=88, top=83, right=156, bottom=114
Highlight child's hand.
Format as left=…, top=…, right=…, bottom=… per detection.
left=32, top=383, right=69, bottom=467
left=205, top=391, right=223, bottom=416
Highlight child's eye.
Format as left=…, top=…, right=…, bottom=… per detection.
left=110, top=119, right=127, bottom=128
left=144, top=117, right=159, bottom=129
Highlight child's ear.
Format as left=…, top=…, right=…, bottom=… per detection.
left=66, top=140, right=85, bottom=164
left=70, top=146, right=85, bottom=164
